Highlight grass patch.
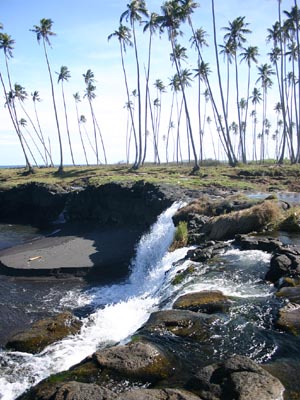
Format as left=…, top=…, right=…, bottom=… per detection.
left=170, top=221, right=188, bottom=251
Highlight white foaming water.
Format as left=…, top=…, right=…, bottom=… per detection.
left=0, top=202, right=185, bottom=400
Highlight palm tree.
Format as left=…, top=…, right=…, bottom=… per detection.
left=256, top=64, right=275, bottom=162
left=223, top=16, right=252, bottom=163
left=211, top=0, right=237, bottom=166
left=31, top=19, right=63, bottom=173
left=31, top=90, right=53, bottom=166
left=219, top=40, right=235, bottom=119
left=250, top=87, right=262, bottom=162
left=57, top=66, right=75, bottom=165
left=14, top=83, right=50, bottom=166
left=143, top=12, right=160, bottom=164
left=240, top=46, right=259, bottom=154
left=73, top=92, right=89, bottom=165
left=0, top=32, right=33, bottom=172
left=108, top=25, right=138, bottom=166
left=19, top=118, right=39, bottom=167
left=153, top=79, right=166, bottom=163
left=120, top=0, right=149, bottom=169
left=160, top=0, right=199, bottom=172
left=83, top=69, right=107, bottom=165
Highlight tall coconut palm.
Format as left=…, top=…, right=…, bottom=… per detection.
left=153, top=78, right=166, bottom=163
left=83, top=69, right=107, bottom=165
left=0, top=32, right=33, bottom=172
left=219, top=40, right=235, bottom=119
left=80, top=114, right=97, bottom=158
left=19, top=118, right=39, bottom=167
left=143, top=12, right=160, bottom=164
left=108, top=25, right=138, bottom=166
left=223, top=16, right=252, bottom=162
left=31, top=19, right=63, bottom=173
left=256, top=64, right=275, bottom=162
left=211, top=0, right=237, bottom=166
left=240, top=45, right=259, bottom=155
left=160, top=0, right=199, bottom=172
left=73, top=92, right=89, bottom=165
left=120, top=0, right=149, bottom=169
left=250, top=87, right=262, bottom=162
left=31, top=90, right=53, bottom=166
left=14, top=83, right=49, bottom=166
left=57, top=66, right=75, bottom=165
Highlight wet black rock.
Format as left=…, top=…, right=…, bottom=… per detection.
left=233, top=234, right=282, bottom=253
left=185, top=355, right=285, bottom=400
left=119, top=388, right=203, bottom=399
left=0, top=182, right=68, bottom=227
left=265, top=246, right=300, bottom=283
left=186, top=241, right=230, bottom=263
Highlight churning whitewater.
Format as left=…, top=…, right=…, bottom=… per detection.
left=0, top=202, right=279, bottom=400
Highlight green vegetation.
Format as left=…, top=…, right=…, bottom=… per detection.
left=0, top=163, right=300, bottom=193
left=170, top=220, right=188, bottom=250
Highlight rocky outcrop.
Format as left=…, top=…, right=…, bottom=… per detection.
left=276, top=303, right=300, bottom=335
left=94, top=340, right=173, bottom=383
left=117, top=388, right=202, bottom=399
left=139, top=310, right=217, bottom=340
left=233, top=235, right=282, bottom=253
left=172, top=291, right=231, bottom=314
left=265, top=245, right=300, bottom=283
left=185, top=241, right=230, bottom=262
left=6, top=312, right=82, bottom=354
left=0, top=182, right=68, bottom=227
left=65, top=182, right=173, bottom=228
left=185, top=355, right=285, bottom=400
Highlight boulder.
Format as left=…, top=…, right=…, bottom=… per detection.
left=173, top=291, right=230, bottom=314
left=233, top=235, right=282, bottom=253
left=279, top=212, right=300, bottom=233
left=6, top=312, right=82, bottom=354
left=94, top=340, right=173, bottom=383
left=186, top=241, right=230, bottom=262
left=140, top=310, right=217, bottom=341
left=276, top=303, right=300, bottom=335
left=265, top=248, right=300, bottom=283
left=185, top=355, right=285, bottom=400
left=276, top=285, right=300, bottom=304
left=50, top=382, right=117, bottom=400
left=119, top=388, right=202, bottom=399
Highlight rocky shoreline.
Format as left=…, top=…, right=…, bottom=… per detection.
left=1, top=182, right=300, bottom=399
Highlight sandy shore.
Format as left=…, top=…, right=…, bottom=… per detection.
left=0, top=222, right=144, bottom=280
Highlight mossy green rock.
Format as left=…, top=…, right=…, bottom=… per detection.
left=173, top=291, right=230, bottom=314
left=276, top=303, right=300, bottom=335
left=6, top=312, right=82, bottom=354
left=94, top=340, right=173, bottom=383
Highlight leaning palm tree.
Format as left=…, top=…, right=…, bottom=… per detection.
left=73, top=92, right=89, bottom=165
left=31, top=90, right=53, bottom=166
left=0, top=32, right=33, bottom=172
left=57, top=66, right=75, bottom=165
left=31, top=19, right=63, bottom=173
left=120, top=0, right=149, bottom=169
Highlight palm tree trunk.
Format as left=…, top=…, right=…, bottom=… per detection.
left=42, top=38, right=63, bottom=173
left=61, top=82, right=75, bottom=165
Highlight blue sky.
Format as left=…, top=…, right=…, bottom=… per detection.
left=0, top=0, right=296, bottom=166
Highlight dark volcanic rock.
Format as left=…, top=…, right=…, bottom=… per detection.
left=139, top=310, right=217, bottom=340
left=0, top=183, right=68, bottom=227
left=185, top=355, right=285, bottom=400
left=186, top=241, right=230, bottom=262
left=265, top=246, right=300, bottom=283
left=172, top=291, right=230, bottom=314
left=119, top=388, right=203, bottom=399
left=233, top=234, right=282, bottom=253
left=6, top=312, right=82, bottom=354
left=65, top=182, right=173, bottom=228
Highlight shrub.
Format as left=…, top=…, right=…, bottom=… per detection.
left=170, top=221, right=188, bottom=251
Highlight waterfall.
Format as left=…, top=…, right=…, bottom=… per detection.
left=0, top=202, right=184, bottom=400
